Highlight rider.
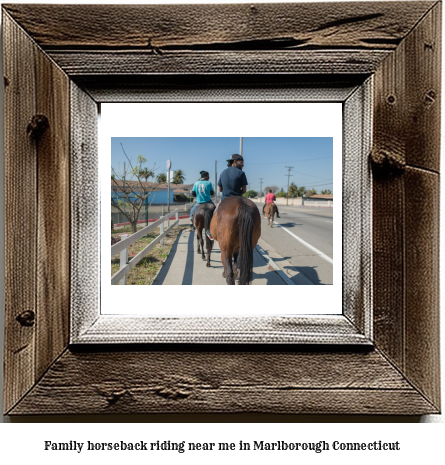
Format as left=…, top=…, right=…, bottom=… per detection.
left=206, top=154, right=248, bottom=240
left=262, top=189, right=280, bottom=218
left=189, top=171, right=215, bottom=231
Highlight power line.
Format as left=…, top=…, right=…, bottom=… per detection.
left=292, top=170, right=332, bottom=180
left=305, top=180, right=334, bottom=188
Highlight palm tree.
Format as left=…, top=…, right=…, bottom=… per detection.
left=139, top=167, right=154, bottom=183
left=156, top=173, right=167, bottom=183
left=172, top=169, right=185, bottom=185
left=321, top=189, right=332, bottom=195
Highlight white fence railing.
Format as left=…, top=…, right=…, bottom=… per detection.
left=111, top=209, right=179, bottom=285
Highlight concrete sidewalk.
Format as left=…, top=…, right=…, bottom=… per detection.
left=153, top=225, right=291, bottom=285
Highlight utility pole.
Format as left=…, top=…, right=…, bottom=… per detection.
left=215, top=160, right=218, bottom=204
left=259, top=178, right=264, bottom=201
left=285, top=166, right=294, bottom=206
left=240, top=137, right=243, bottom=156
left=167, top=159, right=171, bottom=227
left=122, top=162, right=127, bottom=221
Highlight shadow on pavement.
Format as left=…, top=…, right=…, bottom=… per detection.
left=285, top=265, right=323, bottom=285
left=272, top=222, right=302, bottom=228
left=181, top=231, right=195, bottom=285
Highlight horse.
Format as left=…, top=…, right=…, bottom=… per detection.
left=209, top=196, right=261, bottom=285
left=264, top=202, right=277, bottom=227
left=193, top=202, right=216, bottom=267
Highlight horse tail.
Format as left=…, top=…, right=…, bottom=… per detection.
left=238, top=200, right=255, bottom=285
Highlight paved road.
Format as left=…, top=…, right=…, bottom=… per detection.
left=258, top=204, right=333, bottom=285
left=151, top=206, right=334, bottom=286
left=153, top=221, right=291, bottom=285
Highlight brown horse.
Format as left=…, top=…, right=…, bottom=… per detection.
left=193, top=203, right=216, bottom=267
left=209, top=196, right=261, bottom=285
left=264, top=202, right=277, bottom=227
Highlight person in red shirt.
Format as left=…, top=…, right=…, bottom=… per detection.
left=262, top=189, right=280, bottom=218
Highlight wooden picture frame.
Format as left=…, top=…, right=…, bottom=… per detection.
left=2, top=2, right=440, bottom=415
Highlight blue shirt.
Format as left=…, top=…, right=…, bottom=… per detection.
left=192, top=180, right=214, bottom=203
left=218, top=167, right=248, bottom=200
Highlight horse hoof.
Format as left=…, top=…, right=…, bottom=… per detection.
left=206, top=263, right=210, bottom=267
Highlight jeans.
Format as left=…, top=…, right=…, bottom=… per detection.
left=190, top=201, right=215, bottom=220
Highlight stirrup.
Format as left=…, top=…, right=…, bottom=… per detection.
left=206, top=229, right=214, bottom=241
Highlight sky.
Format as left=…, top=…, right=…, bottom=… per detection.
left=111, top=137, right=333, bottom=194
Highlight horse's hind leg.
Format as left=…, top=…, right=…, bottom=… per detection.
left=197, top=229, right=205, bottom=259
left=205, top=235, right=212, bottom=267
left=200, top=232, right=205, bottom=260
left=221, top=250, right=235, bottom=284
left=196, top=229, right=201, bottom=254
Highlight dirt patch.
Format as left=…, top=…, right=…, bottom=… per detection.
left=111, top=224, right=188, bottom=285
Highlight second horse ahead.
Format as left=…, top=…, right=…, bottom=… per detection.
left=264, top=202, right=277, bottom=227
left=193, top=202, right=216, bottom=267
left=210, top=196, right=261, bottom=285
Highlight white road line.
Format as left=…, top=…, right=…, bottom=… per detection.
left=255, top=245, right=295, bottom=285
left=273, top=222, right=334, bottom=265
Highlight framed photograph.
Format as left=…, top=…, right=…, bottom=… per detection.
left=3, top=2, right=440, bottom=415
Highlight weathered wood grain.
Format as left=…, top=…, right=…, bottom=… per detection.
left=371, top=3, right=441, bottom=411
left=47, top=50, right=390, bottom=77
left=372, top=36, right=406, bottom=368
left=342, top=81, right=372, bottom=336
left=8, top=349, right=438, bottom=415
left=3, top=12, right=38, bottom=414
left=2, top=3, right=435, bottom=50
left=404, top=2, right=441, bottom=172
left=74, top=74, right=365, bottom=103
left=35, top=43, right=71, bottom=380
left=404, top=168, right=440, bottom=408
left=70, top=83, right=99, bottom=339
left=2, top=2, right=441, bottom=417
left=75, top=316, right=369, bottom=345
